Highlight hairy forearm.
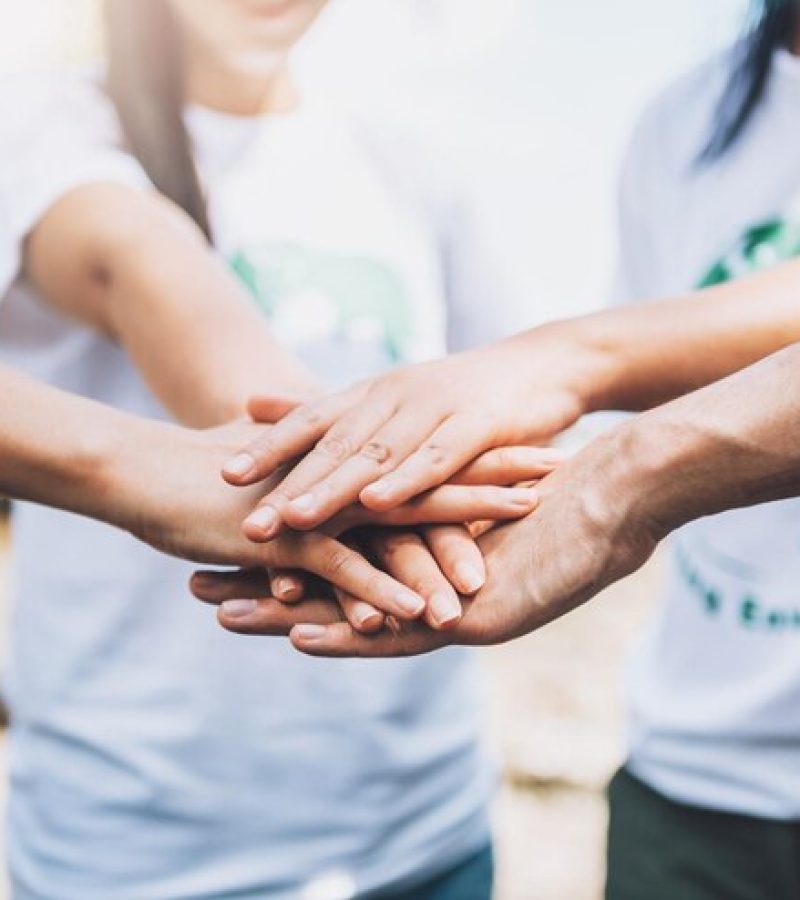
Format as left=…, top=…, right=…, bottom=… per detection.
left=26, top=185, right=319, bottom=427
left=604, top=343, right=800, bottom=536
left=510, top=258, right=800, bottom=417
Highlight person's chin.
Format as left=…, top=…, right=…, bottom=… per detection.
left=237, top=0, right=317, bottom=39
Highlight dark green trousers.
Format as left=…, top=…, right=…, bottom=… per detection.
left=606, top=767, right=800, bottom=900
left=373, top=845, right=494, bottom=900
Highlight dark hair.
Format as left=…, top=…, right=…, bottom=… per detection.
left=702, top=0, right=798, bottom=161
left=104, top=0, right=212, bottom=239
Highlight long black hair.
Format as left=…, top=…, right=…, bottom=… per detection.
left=702, top=0, right=798, bottom=161
left=104, top=0, right=213, bottom=239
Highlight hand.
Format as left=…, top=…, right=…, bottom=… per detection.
left=105, top=420, right=435, bottom=621
left=221, top=329, right=589, bottom=539
left=194, top=524, right=482, bottom=634
left=223, top=442, right=560, bottom=621
left=195, top=441, right=565, bottom=632
left=112, top=419, right=547, bottom=625
left=194, top=423, right=664, bottom=654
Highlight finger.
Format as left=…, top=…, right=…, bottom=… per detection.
left=239, top=399, right=404, bottom=541
left=218, top=597, right=345, bottom=636
left=450, top=446, right=567, bottom=486
left=360, top=414, right=500, bottom=510
left=283, top=533, right=427, bottom=621
left=289, top=620, right=450, bottom=658
left=357, top=484, right=539, bottom=529
left=334, top=587, right=386, bottom=634
left=423, top=524, right=486, bottom=595
left=269, top=569, right=306, bottom=603
left=222, top=391, right=355, bottom=487
left=372, top=531, right=462, bottom=631
left=191, top=568, right=270, bottom=603
left=278, top=412, right=446, bottom=531
left=247, top=395, right=304, bottom=423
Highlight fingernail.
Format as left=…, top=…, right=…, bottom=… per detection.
left=293, top=623, right=327, bottom=641
left=223, top=453, right=256, bottom=479
left=244, top=505, right=279, bottom=535
left=274, top=578, right=295, bottom=600
left=430, top=593, right=462, bottom=628
left=220, top=599, right=258, bottom=618
left=191, top=572, right=215, bottom=588
left=363, top=480, right=390, bottom=499
left=454, top=562, right=485, bottom=594
left=289, top=493, right=316, bottom=514
left=508, top=488, right=539, bottom=507
left=353, top=603, right=382, bottom=630
left=394, top=590, right=426, bottom=618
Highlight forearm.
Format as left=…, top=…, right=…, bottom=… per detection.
left=604, top=343, right=800, bottom=536
left=26, top=185, right=319, bottom=427
left=0, top=364, right=161, bottom=523
left=511, top=257, right=800, bottom=416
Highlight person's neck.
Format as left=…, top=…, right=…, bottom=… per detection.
left=185, top=52, right=299, bottom=117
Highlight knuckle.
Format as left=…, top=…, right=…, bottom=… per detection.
left=364, top=572, right=387, bottom=601
left=495, top=447, right=516, bottom=472
left=369, top=372, right=402, bottom=396
left=410, top=575, right=442, bottom=596
left=360, top=440, right=392, bottom=465
left=252, top=433, right=278, bottom=458
left=297, top=403, right=324, bottom=428
left=322, top=546, right=357, bottom=579
left=315, top=435, right=354, bottom=462
left=422, top=443, right=449, bottom=470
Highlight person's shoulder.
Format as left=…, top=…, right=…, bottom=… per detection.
left=625, top=50, right=733, bottom=176
left=0, top=66, right=118, bottom=149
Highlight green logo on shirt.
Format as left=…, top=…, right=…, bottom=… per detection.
left=699, top=218, right=800, bottom=288
left=230, top=242, right=414, bottom=362
left=680, top=216, right=800, bottom=629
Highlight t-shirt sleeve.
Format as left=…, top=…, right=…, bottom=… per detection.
left=0, top=72, right=152, bottom=298
left=608, top=103, right=665, bottom=308
left=437, top=187, right=523, bottom=351
left=348, top=101, right=522, bottom=352
left=392, top=130, right=523, bottom=352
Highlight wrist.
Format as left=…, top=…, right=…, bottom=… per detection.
left=603, top=409, right=714, bottom=540
left=82, top=413, right=183, bottom=533
left=504, top=320, right=622, bottom=419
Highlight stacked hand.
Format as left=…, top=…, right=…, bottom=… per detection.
left=187, top=337, right=634, bottom=653
left=219, top=334, right=588, bottom=539
left=192, top=424, right=664, bottom=655
left=115, top=418, right=560, bottom=633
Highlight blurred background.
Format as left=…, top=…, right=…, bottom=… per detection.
left=0, top=1, right=749, bottom=898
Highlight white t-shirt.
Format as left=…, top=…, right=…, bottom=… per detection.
left=0, top=71, right=511, bottom=899
left=615, top=49, right=800, bottom=820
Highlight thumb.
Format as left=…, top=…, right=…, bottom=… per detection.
left=247, top=394, right=304, bottom=424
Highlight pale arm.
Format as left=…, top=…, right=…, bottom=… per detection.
left=203, top=342, right=800, bottom=654
left=24, top=183, right=319, bottom=427
left=222, top=256, right=800, bottom=535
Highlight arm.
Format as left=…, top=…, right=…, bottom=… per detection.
left=222, top=256, right=800, bottom=535
left=202, top=342, right=800, bottom=655
left=18, top=183, right=552, bottom=627
left=0, top=362, right=445, bottom=619
left=547, top=258, right=800, bottom=414
left=24, top=183, right=319, bottom=427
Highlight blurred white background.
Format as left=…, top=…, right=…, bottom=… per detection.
left=0, top=0, right=748, bottom=326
